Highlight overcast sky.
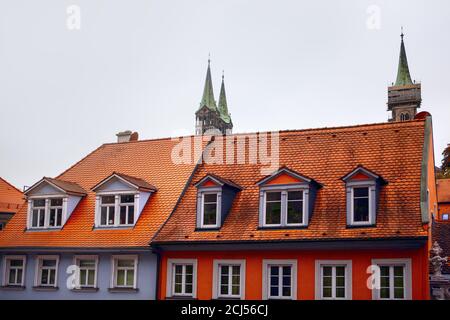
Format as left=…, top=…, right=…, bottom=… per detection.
left=0, top=0, right=449, bottom=189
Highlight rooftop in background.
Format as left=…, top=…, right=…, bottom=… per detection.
left=0, top=177, right=24, bottom=214
left=437, top=179, right=450, bottom=203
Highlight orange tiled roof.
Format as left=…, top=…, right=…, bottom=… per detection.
left=154, top=120, right=429, bottom=244
left=437, top=179, right=450, bottom=203
left=0, top=177, right=24, bottom=214
left=0, top=137, right=199, bottom=248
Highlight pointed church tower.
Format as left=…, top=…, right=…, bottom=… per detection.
left=387, top=31, right=421, bottom=122
left=195, top=59, right=233, bottom=135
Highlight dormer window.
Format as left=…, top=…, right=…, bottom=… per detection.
left=92, top=172, right=156, bottom=228
left=25, top=177, right=86, bottom=230
left=195, top=174, right=242, bottom=230
left=342, top=166, right=386, bottom=227
left=257, top=167, right=320, bottom=228
left=201, top=192, right=219, bottom=227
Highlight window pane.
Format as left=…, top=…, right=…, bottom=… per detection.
left=282, top=286, right=291, bottom=297
left=79, top=259, right=95, bottom=268
left=39, top=211, right=45, bottom=227
left=174, top=283, right=182, bottom=293
left=287, top=200, right=303, bottom=224
left=322, top=266, right=332, bottom=277
left=10, top=259, right=23, bottom=267
left=354, top=198, right=369, bottom=222
left=32, top=210, right=38, bottom=227
left=288, top=191, right=303, bottom=201
left=120, top=206, right=127, bottom=225
left=101, top=196, right=115, bottom=204
left=101, top=207, right=107, bottom=225
left=336, top=266, right=345, bottom=277
left=185, top=265, right=193, bottom=275
left=270, top=266, right=279, bottom=276
left=232, top=285, right=240, bottom=295
left=108, top=207, right=115, bottom=224
left=117, top=270, right=125, bottom=285
left=49, top=269, right=56, bottom=284
left=266, top=192, right=281, bottom=201
left=126, top=270, right=134, bottom=286
left=120, top=195, right=134, bottom=203
left=185, top=284, right=193, bottom=294
left=265, top=202, right=281, bottom=224
left=127, top=206, right=135, bottom=224
left=80, top=269, right=87, bottom=285
left=33, top=199, right=45, bottom=207
left=380, top=266, right=389, bottom=277
left=380, top=288, right=390, bottom=299
left=43, top=259, right=56, bottom=267
left=270, top=286, right=279, bottom=297
left=394, top=266, right=404, bottom=277
left=336, top=276, right=345, bottom=287
left=203, top=203, right=217, bottom=225
left=8, top=270, right=16, bottom=284
left=50, top=198, right=63, bottom=206
left=175, top=265, right=183, bottom=274
left=204, top=193, right=217, bottom=203
left=353, top=187, right=368, bottom=197
left=56, top=209, right=62, bottom=226
left=394, top=288, right=404, bottom=299
left=322, top=287, right=332, bottom=298
left=323, top=276, right=332, bottom=287
left=336, top=287, right=345, bottom=298
left=117, top=259, right=134, bottom=267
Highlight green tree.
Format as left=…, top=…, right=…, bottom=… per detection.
left=439, top=144, right=450, bottom=178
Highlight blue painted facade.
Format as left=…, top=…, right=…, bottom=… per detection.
left=0, top=251, right=157, bottom=300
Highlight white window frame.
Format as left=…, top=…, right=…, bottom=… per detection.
left=212, top=259, right=246, bottom=299
left=350, top=186, right=372, bottom=225
left=34, top=255, right=59, bottom=288
left=2, top=255, right=26, bottom=287
left=73, top=255, right=99, bottom=289
left=28, top=196, right=67, bottom=230
left=371, top=259, right=412, bottom=300
left=111, top=255, right=138, bottom=289
left=197, top=188, right=222, bottom=229
left=262, top=259, right=297, bottom=300
left=315, top=260, right=352, bottom=300
left=48, top=198, right=64, bottom=228
left=166, top=259, right=198, bottom=298
left=260, top=186, right=308, bottom=228
left=96, top=192, right=138, bottom=228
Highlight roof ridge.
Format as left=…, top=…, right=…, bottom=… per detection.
left=0, top=177, right=23, bottom=194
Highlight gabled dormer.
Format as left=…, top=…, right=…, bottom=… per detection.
left=24, top=177, right=87, bottom=230
left=341, top=166, right=386, bottom=227
left=256, top=167, right=320, bottom=228
left=194, top=174, right=242, bottom=230
left=92, top=172, right=157, bottom=228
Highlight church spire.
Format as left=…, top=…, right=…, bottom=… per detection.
left=199, top=58, right=217, bottom=110
left=218, top=71, right=231, bottom=124
left=395, top=30, right=413, bottom=86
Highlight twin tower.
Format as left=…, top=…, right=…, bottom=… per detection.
left=194, top=33, right=421, bottom=135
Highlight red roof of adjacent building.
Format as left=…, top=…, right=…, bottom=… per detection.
left=0, top=177, right=24, bottom=214
left=154, top=120, right=430, bottom=244
left=437, top=179, right=450, bottom=203
left=0, top=137, right=199, bottom=248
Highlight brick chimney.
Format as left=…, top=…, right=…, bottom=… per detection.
left=116, top=131, right=139, bottom=143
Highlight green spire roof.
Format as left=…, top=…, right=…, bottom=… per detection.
left=199, top=59, right=217, bottom=111
left=218, top=72, right=231, bottom=124
left=395, top=33, right=413, bottom=86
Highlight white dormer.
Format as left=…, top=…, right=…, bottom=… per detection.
left=24, top=177, right=86, bottom=230
left=91, top=172, right=157, bottom=228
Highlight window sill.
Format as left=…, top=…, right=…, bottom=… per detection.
left=166, top=296, right=197, bottom=300
left=108, top=287, right=139, bottom=293
left=194, top=227, right=221, bottom=232
left=26, top=227, right=63, bottom=232
left=257, top=225, right=308, bottom=230
left=33, top=286, right=59, bottom=291
left=71, top=287, right=99, bottom=293
left=94, top=226, right=134, bottom=231
left=346, top=223, right=376, bottom=229
left=0, top=285, right=26, bottom=291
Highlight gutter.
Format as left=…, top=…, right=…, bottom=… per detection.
left=420, top=117, right=433, bottom=224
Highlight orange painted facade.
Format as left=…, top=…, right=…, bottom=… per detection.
left=159, top=247, right=430, bottom=300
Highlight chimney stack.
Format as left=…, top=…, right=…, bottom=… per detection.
left=116, top=130, right=132, bottom=143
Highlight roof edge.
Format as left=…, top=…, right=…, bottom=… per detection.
left=420, top=116, right=433, bottom=224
